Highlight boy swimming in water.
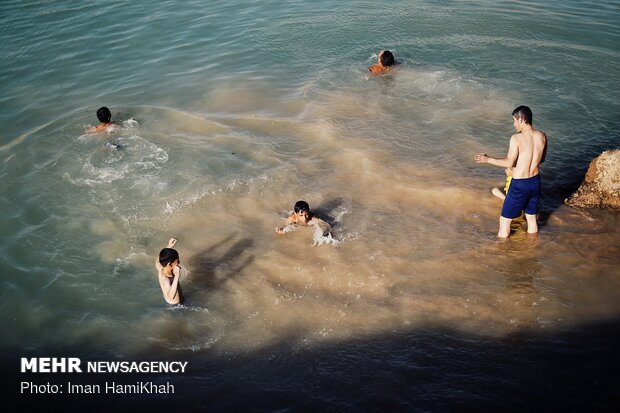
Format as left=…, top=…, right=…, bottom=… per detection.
left=155, top=237, right=183, bottom=305
left=87, top=106, right=118, bottom=133
left=491, top=167, right=513, bottom=201
left=87, top=106, right=124, bottom=149
left=368, top=49, right=395, bottom=74
left=276, top=200, right=331, bottom=236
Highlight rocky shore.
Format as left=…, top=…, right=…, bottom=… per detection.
left=565, top=149, right=620, bottom=208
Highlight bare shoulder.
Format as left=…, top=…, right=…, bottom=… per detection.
left=510, top=133, right=522, bottom=143
left=534, top=128, right=547, bottom=141
left=89, top=123, right=118, bottom=133
left=368, top=64, right=386, bottom=74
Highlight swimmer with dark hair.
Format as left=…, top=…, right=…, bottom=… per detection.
left=368, top=49, right=395, bottom=74
left=276, top=200, right=331, bottom=236
left=475, top=105, right=548, bottom=238
left=155, top=237, right=183, bottom=305
left=87, top=106, right=118, bottom=133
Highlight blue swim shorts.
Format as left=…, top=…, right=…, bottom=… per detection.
left=501, top=174, right=541, bottom=219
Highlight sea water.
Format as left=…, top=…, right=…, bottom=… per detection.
left=1, top=0, right=619, bottom=410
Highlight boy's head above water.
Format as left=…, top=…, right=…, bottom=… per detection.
left=294, top=200, right=311, bottom=222
left=159, top=247, right=179, bottom=271
left=368, top=49, right=395, bottom=74
left=379, top=50, right=395, bottom=67
left=294, top=200, right=310, bottom=213
left=96, top=106, right=112, bottom=123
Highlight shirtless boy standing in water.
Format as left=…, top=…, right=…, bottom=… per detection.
left=156, top=237, right=183, bottom=305
left=475, top=106, right=547, bottom=238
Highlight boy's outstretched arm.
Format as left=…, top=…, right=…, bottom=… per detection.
left=475, top=136, right=518, bottom=168
left=276, top=214, right=296, bottom=234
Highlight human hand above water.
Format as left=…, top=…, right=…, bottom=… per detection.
left=474, top=153, right=488, bottom=163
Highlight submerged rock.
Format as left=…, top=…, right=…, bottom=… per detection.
left=565, top=149, right=620, bottom=208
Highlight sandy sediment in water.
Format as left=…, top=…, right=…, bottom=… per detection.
left=8, top=81, right=619, bottom=355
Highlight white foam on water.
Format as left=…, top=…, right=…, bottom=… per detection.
left=277, top=224, right=297, bottom=234
left=122, top=118, right=139, bottom=127
left=311, top=227, right=341, bottom=247
left=69, top=134, right=169, bottom=187
left=309, top=211, right=346, bottom=247
left=2, top=0, right=618, bottom=370
left=161, top=175, right=271, bottom=216
left=331, top=205, right=350, bottom=223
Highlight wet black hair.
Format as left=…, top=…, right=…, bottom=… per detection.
left=159, top=248, right=179, bottom=267
left=380, top=50, right=395, bottom=67
left=512, top=105, right=532, bottom=125
left=96, top=106, right=112, bottom=123
left=294, top=200, right=310, bottom=213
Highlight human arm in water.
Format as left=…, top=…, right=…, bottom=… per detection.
left=276, top=213, right=298, bottom=234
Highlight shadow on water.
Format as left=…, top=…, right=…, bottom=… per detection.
left=313, top=197, right=349, bottom=227
left=537, top=170, right=582, bottom=229
left=537, top=133, right=618, bottom=228
left=188, top=234, right=255, bottom=290
left=6, top=317, right=619, bottom=412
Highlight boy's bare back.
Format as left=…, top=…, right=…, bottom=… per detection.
left=510, top=127, right=547, bottom=179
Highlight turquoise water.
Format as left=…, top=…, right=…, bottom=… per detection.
left=2, top=0, right=619, bottom=410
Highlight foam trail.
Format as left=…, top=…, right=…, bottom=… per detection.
left=123, top=118, right=139, bottom=127
left=310, top=220, right=341, bottom=247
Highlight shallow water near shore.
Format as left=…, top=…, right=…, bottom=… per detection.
left=1, top=0, right=619, bottom=410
